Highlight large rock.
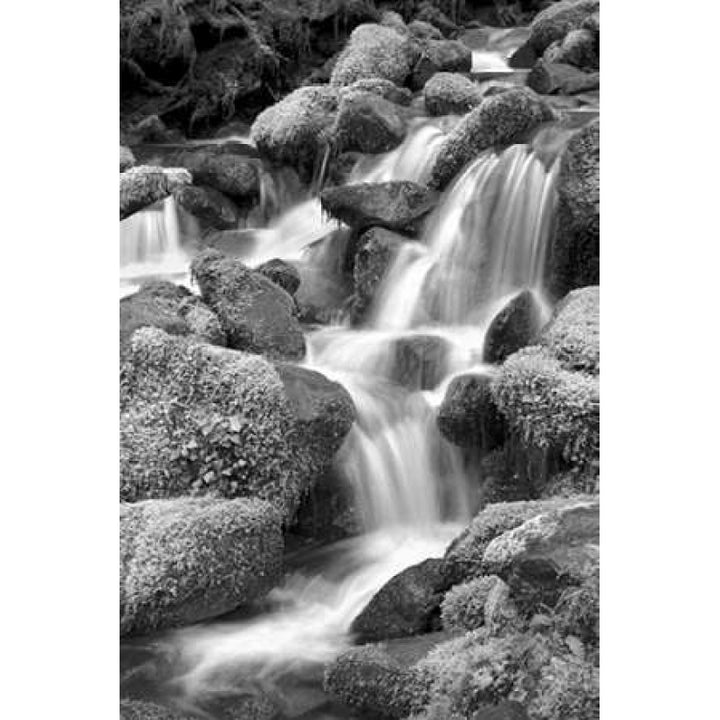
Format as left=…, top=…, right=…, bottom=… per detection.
left=544, top=28, right=599, bottom=70
left=120, top=166, right=191, bottom=220
left=321, top=181, right=439, bottom=233
left=527, top=0, right=600, bottom=55
left=174, top=150, right=260, bottom=205
left=173, top=184, right=240, bottom=230
left=440, top=575, right=506, bottom=632
left=527, top=60, right=600, bottom=95
left=436, top=373, right=506, bottom=450
left=547, top=120, right=599, bottom=298
left=119, top=497, right=283, bottom=636
left=344, top=77, right=413, bottom=106
left=119, top=280, right=225, bottom=350
left=410, top=39, right=472, bottom=91
left=191, top=249, right=305, bottom=360
left=120, top=328, right=354, bottom=521
left=391, top=334, right=449, bottom=390
left=351, top=559, right=453, bottom=642
left=330, top=23, right=420, bottom=87
left=429, top=88, right=555, bottom=190
left=120, top=700, right=193, bottom=720
left=484, top=290, right=543, bottom=364
left=424, top=72, right=483, bottom=116
left=408, top=19, right=445, bottom=42
left=333, top=89, right=406, bottom=154
left=256, top=258, right=301, bottom=296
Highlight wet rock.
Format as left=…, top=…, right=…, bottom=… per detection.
left=120, top=145, right=136, bottom=172
left=527, top=0, right=600, bottom=56
left=544, top=28, right=599, bottom=70
left=409, top=19, right=444, bottom=42
left=527, top=60, right=600, bottom=95
left=436, top=373, right=506, bottom=450
left=424, top=72, right=483, bottom=116
left=257, top=258, right=301, bottom=296
left=484, top=290, right=542, bottom=364
left=429, top=88, right=555, bottom=190
left=191, top=249, right=305, bottom=360
left=351, top=559, right=453, bottom=642
left=344, top=77, right=413, bottom=106
left=120, top=699, right=193, bottom=720
left=120, top=497, right=283, bottom=636
left=547, top=121, right=599, bottom=297
left=330, top=23, right=420, bottom=87
left=251, top=85, right=339, bottom=181
left=508, top=42, right=538, bottom=69
left=120, top=165, right=191, bottom=220
left=410, top=39, right=472, bottom=91
left=173, top=184, right=240, bottom=231
left=174, top=150, right=260, bottom=205
left=333, top=89, right=406, bottom=155
left=321, top=180, right=439, bottom=234
left=120, top=281, right=226, bottom=351
left=391, top=334, right=449, bottom=390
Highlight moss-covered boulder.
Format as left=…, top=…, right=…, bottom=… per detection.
left=119, top=496, right=283, bottom=636
left=440, top=575, right=506, bottom=632
left=526, top=61, right=600, bottom=95
left=120, top=166, right=191, bottom=220
left=120, top=145, right=136, bottom=172
left=543, top=28, right=599, bottom=70
left=256, top=258, right=301, bottom=296
left=119, top=280, right=226, bottom=350
left=424, top=72, right=483, bottom=116
left=429, top=88, right=555, bottom=190
left=321, top=180, right=439, bottom=234
left=120, top=699, right=193, bottom=720
left=410, top=39, right=472, bottom=91
left=547, top=121, right=599, bottom=298
left=527, top=0, right=600, bottom=56
left=251, top=85, right=339, bottom=180
left=330, top=23, right=420, bottom=87
left=173, top=184, right=240, bottom=231
left=344, top=77, right=413, bottom=105
left=436, top=373, right=506, bottom=450
left=409, top=19, right=444, bottom=42
left=484, top=290, right=543, bottom=364
left=391, top=334, right=449, bottom=390
left=190, top=249, right=305, bottom=360
left=351, top=559, right=453, bottom=643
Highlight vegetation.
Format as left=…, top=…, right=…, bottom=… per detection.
left=441, top=575, right=503, bottom=632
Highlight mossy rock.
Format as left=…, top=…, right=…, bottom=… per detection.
left=543, top=28, right=599, bottom=70
left=120, top=165, right=191, bottom=220
left=441, top=575, right=505, bottom=633
left=526, top=61, right=600, bottom=95
left=119, top=496, right=283, bottom=636
left=120, top=145, right=136, bottom=172
left=527, top=0, right=600, bottom=55
left=256, top=258, right=301, bottom=296
left=409, top=19, right=445, bottom=42
left=191, top=249, right=305, bottom=360
left=173, top=184, right=240, bottom=231
left=343, top=77, right=413, bottom=106
left=120, top=699, right=193, bottom=720
left=484, top=290, right=543, bottom=364
left=410, top=39, right=472, bottom=91
left=424, top=72, right=483, bottom=116
left=429, top=88, right=555, bottom=190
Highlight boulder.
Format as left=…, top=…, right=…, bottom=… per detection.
left=410, top=39, right=473, bottom=91
left=330, top=23, right=420, bottom=87
left=120, top=145, right=136, bottom=172
left=333, top=89, right=407, bottom=155
left=120, top=328, right=354, bottom=521
left=321, top=180, right=439, bottom=233
left=127, top=114, right=183, bottom=144
left=173, top=184, right=240, bottom=231
left=415, top=3, right=459, bottom=38
left=424, top=72, right=484, bottom=116
left=380, top=10, right=408, bottom=34
left=256, top=258, right=301, bottom=296
left=251, top=85, right=340, bottom=180
left=351, top=227, right=407, bottom=320
left=190, top=249, right=305, bottom=360
left=408, top=19, right=444, bottom=42
left=120, top=166, right=191, bottom=220
left=119, top=280, right=225, bottom=350
left=472, top=702, right=530, bottom=720
left=484, top=290, right=542, bottom=364
left=120, top=700, right=193, bottom=720
left=440, top=575, right=505, bottom=632
left=527, top=0, right=600, bottom=55
left=351, top=559, right=453, bottom=642
left=436, top=373, right=506, bottom=450
left=119, top=497, right=283, bottom=636
left=174, top=150, right=260, bottom=205
left=508, top=42, right=538, bottom=69
left=553, top=573, right=599, bottom=648
left=391, top=334, right=449, bottom=390
left=526, top=60, right=599, bottom=95
left=343, top=77, right=413, bottom=106
left=543, top=28, right=599, bottom=70
left=547, top=121, right=599, bottom=298
left=429, top=88, right=555, bottom=190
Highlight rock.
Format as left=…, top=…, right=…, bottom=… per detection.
left=128, top=114, right=182, bottom=144
left=351, top=227, right=407, bottom=320
left=190, top=249, right=305, bottom=360
left=547, top=121, right=599, bottom=298
left=553, top=573, right=599, bottom=648
left=119, top=497, right=283, bottom=636
left=119, top=280, right=225, bottom=350
left=256, top=258, right=301, bottom=296
left=380, top=10, right=408, bottom=34
left=436, top=373, right=506, bottom=450
left=410, top=39, right=472, bottom=91
left=330, top=23, right=420, bottom=87
left=174, top=150, right=260, bottom=205
left=120, top=700, right=193, bottom=720
left=120, top=166, right=191, bottom=220
left=539, top=286, right=599, bottom=373
left=391, top=335, right=449, bottom=390
left=408, top=19, right=444, bottom=42
left=484, top=290, right=542, bottom=364
left=251, top=85, right=339, bottom=180
left=429, top=88, right=555, bottom=190
left=441, top=575, right=505, bottom=632
left=120, top=145, right=136, bottom=172
left=173, top=184, right=240, bottom=230
left=581, top=10, right=600, bottom=33
left=544, top=28, right=598, bottom=70
left=483, top=576, right=522, bottom=636
left=333, top=89, right=406, bottom=155
left=321, top=180, right=439, bottom=233
left=344, top=77, right=413, bottom=106
left=471, top=702, right=530, bottom=720
left=508, top=42, right=538, bottom=69
left=424, top=72, right=483, bottom=116
left=351, top=559, right=453, bottom=642
left=527, top=0, right=600, bottom=56
left=526, top=60, right=599, bottom=95
left=415, top=3, right=459, bottom=38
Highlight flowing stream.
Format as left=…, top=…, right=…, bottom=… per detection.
left=120, top=96, right=587, bottom=718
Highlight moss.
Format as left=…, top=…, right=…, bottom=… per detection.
left=409, top=19, right=444, bottom=42
left=423, top=72, right=483, bottom=116
left=553, top=573, right=599, bottom=650
left=429, top=88, right=555, bottom=190
left=544, top=28, right=599, bottom=70
left=119, top=496, right=283, bottom=636
left=120, top=165, right=191, bottom=220
left=330, top=23, right=420, bottom=87
left=256, top=258, right=301, bottom=296
left=441, top=576, right=503, bottom=632
left=527, top=0, right=600, bottom=55
left=343, top=77, right=413, bottom=105
left=120, top=699, right=193, bottom=720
